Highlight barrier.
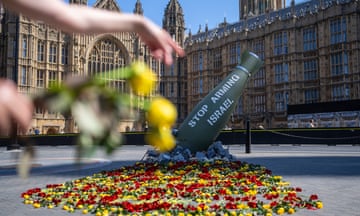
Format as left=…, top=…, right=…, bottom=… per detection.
left=1, top=128, right=359, bottom=148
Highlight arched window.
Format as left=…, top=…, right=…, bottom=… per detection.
left=37, top=40, right=45, bottom=62
left=22, top=36, right=28, bottom=58
left=49, top=43, right=57, bottom=63
left=87, top=39, right=128, bottom=93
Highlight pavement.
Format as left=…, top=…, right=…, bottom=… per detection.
left=0, top=144, right=360, bottom=216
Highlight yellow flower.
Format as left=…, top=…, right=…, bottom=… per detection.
left=33, top=203, right=41, bottom=208
left=276, top=207, right=285, bottom=215
left=288, top=208, right=295, bottom=214
left=24, top=200, right=32, bottom=205
left=316, top=201, right=323, bottom=209
left=145, top=127, right=176, bottom=152
left=262, top=204, right=271, bottom=209
left=147, top=97, right=177, bottom=127
left=230, top=211, right=237, bottom=216
left=128, top=61, right=157, bottom=95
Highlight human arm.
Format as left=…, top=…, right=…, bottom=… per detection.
left=2, top=0, right=184, bottom=65
left=0, top=79, right=33, bottom=135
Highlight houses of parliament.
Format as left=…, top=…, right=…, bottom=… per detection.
left=1, top=0, right=360, bottom=134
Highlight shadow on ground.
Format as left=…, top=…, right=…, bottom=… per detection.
left=0, top=160, right=139, bottom=177
left=241, top=156, right=360, bottom=176
left=1, top=155, right=360, bottom=178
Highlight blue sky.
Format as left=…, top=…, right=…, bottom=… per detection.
left=85, top=0, right=308, bottom=33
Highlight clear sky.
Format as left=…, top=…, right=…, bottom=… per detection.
left=85, top=0, right=308, bottom=34
left=85, top=0, right=239, bottom=33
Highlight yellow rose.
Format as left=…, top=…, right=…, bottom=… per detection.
left=33, top=203, right=41, bottom=208
left=276, top=207, right=285, bottom=215
left=288, top=208, right=295, bottom=214
left=129, top=61, right=157, bottom=95
left=316, top=201, right=323, bottom=209
left=145, top=127, right=176, bottom=152
left=147, top=97, right=177, bottom=127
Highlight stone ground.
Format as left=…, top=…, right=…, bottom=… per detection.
left=0, top=144, right=359, bottom=216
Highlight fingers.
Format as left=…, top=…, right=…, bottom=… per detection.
left=0, top=105, right=11, bottom=135
left=0, top=79, right=33, bottom=134
left=143, top=28, right=185, bottom=66
left=161, top=32, right=185, bottom=65
left=151, top=40, right=184, bottom=66
left=151, top=47, right=174, bottom=66
left=9, top=94, right=33, bottom=133
left=0, top=80, right=17, bottom=134
left=150, top=48, right=172, bottom=65
left=165, top=33, right=185, bottom=57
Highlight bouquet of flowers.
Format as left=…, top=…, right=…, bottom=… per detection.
left=34, top=61, right=177, bottom=156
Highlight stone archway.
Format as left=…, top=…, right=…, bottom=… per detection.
left=86, top=35, right=131, bottom=94
left=46, top=127, right=58, bottom=135
left=86, top=35, right=130, bottom=74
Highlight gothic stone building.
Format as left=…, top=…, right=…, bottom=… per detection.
left=0, top=0, right=185, bottom=134
left=185, top=0, right=360, bottom=129
left=1, top=0, right=360, bottom=134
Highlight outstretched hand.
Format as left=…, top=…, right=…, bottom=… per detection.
left=0, top=79, right=33, bottom=135
left=137, top=17, right=185, bottom=65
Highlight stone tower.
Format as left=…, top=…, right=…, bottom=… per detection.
left=239, top=0, right=285, bottom=19
left=161, top=0, right=187, bottom=124
left=162, top=0, right=185, bottom=46
left=69, top=0, right=88, bottom=5
left=133, top=0, right=144, bottom=15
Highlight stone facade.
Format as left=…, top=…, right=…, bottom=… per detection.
left=0, top=0, right=162, bottom=134
left=185, top=0, right=360, bottom=129
left=1, top=0, right=360, bottom=134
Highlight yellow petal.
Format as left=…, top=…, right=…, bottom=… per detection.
left=129, top=61, right=157, bottom=95
left=147, top=97, right=177, bottom=127
left=145, top=127, right=176, bottom=152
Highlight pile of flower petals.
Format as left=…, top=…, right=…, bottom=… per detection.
left=21, top=160, right=322, bottom=215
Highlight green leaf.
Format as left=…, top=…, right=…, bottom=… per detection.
left=93, top=68, right=132, bottom=84
left=72, top=101, right=104, bottom=137
left=47, top=89, right=74, bottom=113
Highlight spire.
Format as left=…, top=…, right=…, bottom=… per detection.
left=133, top=0, right=144, bottom=15
left=69, top=0, right=87, bottom=5
left=93, top=0, right=120, bottom=12
left=162, top=0, right=185, bottom=45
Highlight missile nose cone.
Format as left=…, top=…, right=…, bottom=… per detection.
left=239, top=51, right=263, bottom=76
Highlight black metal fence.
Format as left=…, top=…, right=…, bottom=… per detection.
left=1, top=128, right=359, bottom=148
left=218, top=128, right=360, bottom=145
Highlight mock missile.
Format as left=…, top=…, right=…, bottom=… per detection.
left=176, top=51, right=263, bottom=153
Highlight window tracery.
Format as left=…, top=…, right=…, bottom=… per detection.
left=87, top=39, right=128, bottom=93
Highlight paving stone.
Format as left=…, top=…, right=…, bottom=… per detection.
left=0, top=144, right=359, bottom=215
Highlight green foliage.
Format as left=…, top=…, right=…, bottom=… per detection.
left=34, top=75, right=147, bottom=157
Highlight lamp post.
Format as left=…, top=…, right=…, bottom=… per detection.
left=245, top=118, right=251, bottom=153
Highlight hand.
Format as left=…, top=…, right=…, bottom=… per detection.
left=137, top=17, right=185, bottom=66
left=2, top=0, right=185, bottom=66
left=0, top=79, right=33, bottom=135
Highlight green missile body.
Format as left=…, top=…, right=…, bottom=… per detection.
left=176, top=51, right=263, bottom=153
